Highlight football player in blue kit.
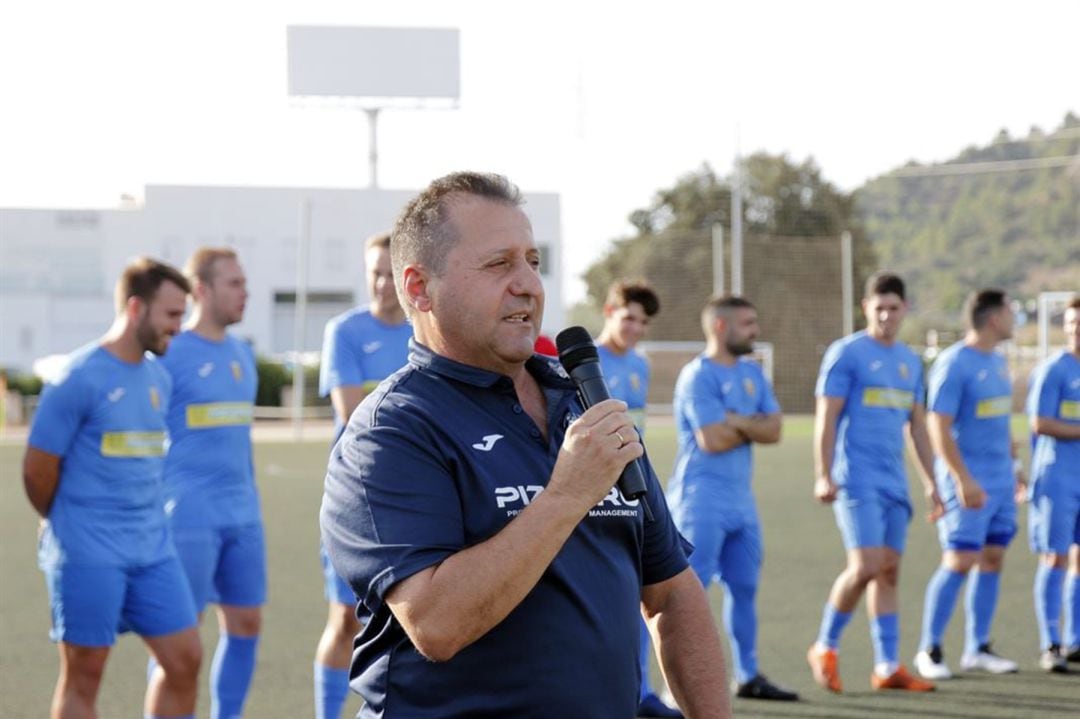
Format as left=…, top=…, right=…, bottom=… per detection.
left=1026, top=296, right=1080, bottom=672
left=808, top=272, right=940, bottom=694
left=314, top=232, right=412, bottom=719
left=596, top=280, right=682, bottom=718
left=667, top=295, right=799, bottom=702
left=23, top=258, right=202, bottom=719
left=158, top=248, right=263, bottom=718
left=915, top=288, right=1024, bottom=678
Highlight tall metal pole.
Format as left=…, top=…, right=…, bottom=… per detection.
left=841, top=230, right=854, bottom=336
left=711, top=223, right=725, bottom=296
left=365, top=108, right=380, bottom=188
left=292, top=198, right=312, bottom=440
left=731, top=158, right=743, bottom=296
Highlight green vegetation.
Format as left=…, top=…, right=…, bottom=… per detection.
left=582, top=154, right=877, bottom=340
left=254, top=358, right=326, bottom=407
left=1, top=368, right=43, bottom=396
left=855, top=112, right=1079, bottom=329
left=580, top=113, right=1078, bottom=340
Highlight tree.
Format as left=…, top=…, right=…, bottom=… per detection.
left=583, top=153, right=875, bottom=340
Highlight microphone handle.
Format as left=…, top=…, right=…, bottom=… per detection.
left=570, top=363, right=652, bottom=509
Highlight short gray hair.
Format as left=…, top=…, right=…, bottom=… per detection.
left=390, top=172, right=523, bottom=314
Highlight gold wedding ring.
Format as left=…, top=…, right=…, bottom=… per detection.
left=615, top=431, right=626, bottom=448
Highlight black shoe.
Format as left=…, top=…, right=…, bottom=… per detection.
left=1066, top=645, right=1080, bottom=663
left=637, top=692, right=683, bottom=718
left=735, top=674, right=800, bottom=701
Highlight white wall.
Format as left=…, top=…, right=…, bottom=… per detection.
left=0, top=183, right=564, bottom=371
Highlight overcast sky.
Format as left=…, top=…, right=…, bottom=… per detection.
left=1, top=0, right=1076, bottom=303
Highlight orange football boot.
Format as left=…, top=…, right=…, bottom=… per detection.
left=807, top=645, right=843, bottom=693
left=871, top=665, right=936, bottom=692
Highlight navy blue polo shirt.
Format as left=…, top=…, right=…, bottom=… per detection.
left=321, top=340, right=690, bottom=719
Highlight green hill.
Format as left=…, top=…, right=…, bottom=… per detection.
left=854, top=112, right=1079, bottom=327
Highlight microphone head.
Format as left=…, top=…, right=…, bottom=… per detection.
left=556, top=326, right=599, bottom=373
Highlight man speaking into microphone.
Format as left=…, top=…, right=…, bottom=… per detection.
left=321, top=171, right=731, bottom=718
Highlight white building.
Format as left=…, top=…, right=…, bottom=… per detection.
left=0, top=183, right=563, bottom=372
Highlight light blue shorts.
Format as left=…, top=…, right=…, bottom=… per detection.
left=1028, top=490, right=1080, bottom=556
left=321, top=544, right=357, bottom=605
left=937, top=488, right=1017, bottom=551
left=677, top=516, right=763, bottom=588
left=172, top=523, right=267, bottom=610
left=43, top=557, right=197, bottom=647
left=833, top=487, right=912, bottom=553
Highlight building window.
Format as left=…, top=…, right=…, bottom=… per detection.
left=537, top=243, right=552, bottom=275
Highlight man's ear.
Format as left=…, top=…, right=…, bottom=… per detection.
left=711, top=313, right=727, bottom=338
left=126, top=295, right=147, bottom=323
left=403, top=265, right=432, bottom=313
left=191, top=278, right=209, bottom=304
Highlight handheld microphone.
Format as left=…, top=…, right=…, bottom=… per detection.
left=556, top=326, right=653, bottom=521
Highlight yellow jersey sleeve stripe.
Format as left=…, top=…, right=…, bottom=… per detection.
left=100, top=432, right=167, bottom=457
left=862, top=388, right=914, bottom=410
left=186, top=402, right=255, bottom=429
left=1060, top=400, right=1080, bottom=420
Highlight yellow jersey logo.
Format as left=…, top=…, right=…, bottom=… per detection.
left=186, top=402, right=255, bottom=428
left=743, top=377, right=756, bottom=397
left=898, top=363, right=909, bottom=381
left=630, top=374, right=641, bottom=392
left=149, top=386, right=161, bottom=411
left=862, top=387, right=914, bottom=410
left=231, top=361, right=243, bottom=382
left=975, top=396, right=1012, bottom=419
left=101, top=431, right=166, bottom=457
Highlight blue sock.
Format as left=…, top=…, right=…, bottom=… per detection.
left=1065, top=572, right=1080, bottom=648
left=638, top=619, right=653, bottom=699
left=211, top=634, right=259, bottom=719
left=919, top=566, right=966, bottom=650
left=722, top=581, right=759, bottom=683
left=1034, top=564, right=1065, bottom=649
left=964, top=570, right=1000, bottom=654
left=314, top=662, right=350, bottom=719
left=816, top=603, right=852, bottom=650
left=870, top=613, right=899, bottom=667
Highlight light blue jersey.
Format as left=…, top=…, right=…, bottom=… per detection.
left=929, top=342, right=1013, bottom=495
left=667, top=355, right=780, bottom=525
left=29, top=345, right=174, bottom=567
left=319, top=306, right=412, bottom=432
left=816, top=331, right=925, bottom=501
left=597, top=344, right=650, bottom=430
left=160, top=330, right=259, bottom=529
left=1028, top=351, right=1080, bottom=494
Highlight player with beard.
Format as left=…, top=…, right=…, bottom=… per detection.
left=24, top=257, right=202, bottom=719
left=158, top=248, right=263, bottom=718
left=666, top=295, right=799, bottom=702
left=808, top=272, right=940, bottom=694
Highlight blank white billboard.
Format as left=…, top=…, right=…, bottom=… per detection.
left=287, top=26, right=460, bottom=100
